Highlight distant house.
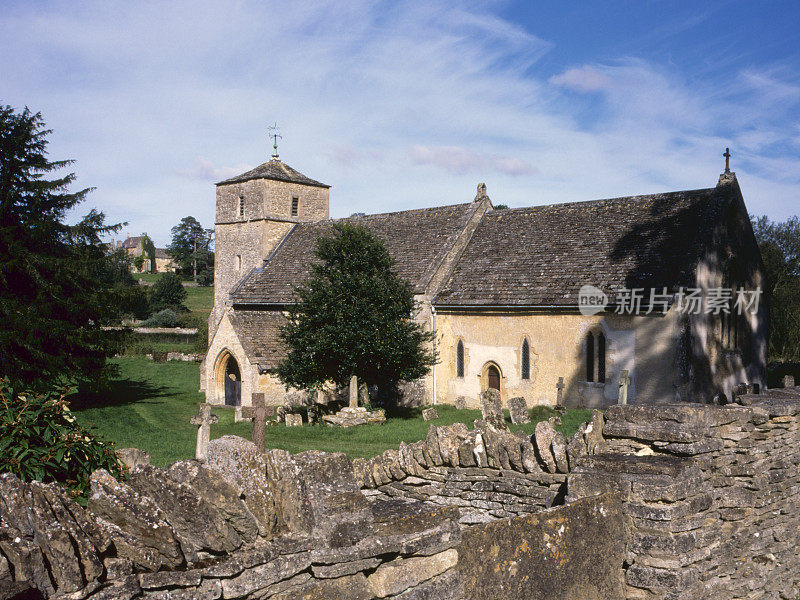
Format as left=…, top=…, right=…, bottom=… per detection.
left=114, top=234, right=177, bottom=273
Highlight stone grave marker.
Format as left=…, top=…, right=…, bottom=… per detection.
left=285, top=413, right=303, bottom=427
left=508, top=396, right=530, bottom=424
left=783, top=375, right=795, bottom=388
left=617, top=370, right=630, bottom=405
left=556, top=377, right=565, bottom=406
left=241, top=393, right=267, bottom=453
left=349, top=375, right=359, bottom=408
left=422, top=407, right=438, bottom=421
left=190, top=403, right=218, bottom=461
left=454, top=396, right=468, bottom=410
left=480, top=389, right=507, bottom=430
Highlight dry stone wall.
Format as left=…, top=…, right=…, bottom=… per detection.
left=3, top=386, right=800, bottom=599
left=568, top=388, right=800, bottom=600
left=354, top=413, right=604, bottom=523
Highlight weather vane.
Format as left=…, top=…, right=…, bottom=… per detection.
left=268, top=123, right=282, bottom=159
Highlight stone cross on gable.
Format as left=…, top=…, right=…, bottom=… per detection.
left=618, top=370, right=631, bottom=405
left=241, top=393, right=270, bottom=453
left=190, top=403, right=218, bottom=461
left=723, top=147, right=731, bottom=174
left=556, top=377, right=565, bottom=406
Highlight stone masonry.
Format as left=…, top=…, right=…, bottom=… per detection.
left=3, top=387, right=800, bottom=599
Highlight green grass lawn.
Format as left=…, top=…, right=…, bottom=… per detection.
left=73, top=358, right=592, bottom=468
left=134, top=272, right=162, bottom=283
left=184, top=285, right=214, bottom=321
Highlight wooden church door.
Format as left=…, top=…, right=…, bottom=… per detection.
left=488, top=365, right=501, bottom=391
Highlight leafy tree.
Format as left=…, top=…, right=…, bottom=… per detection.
left=0, top=105, right=132, bottom=389
left=149, top=272, right=187, bottom=314
left=141, top=235, right=157, bottom=273
left=277, top=223, right=436, bottom=395
left=167, top=216, right=214, bottom=282
left=133, top=253, right=145, bottom=272
left=752, top=215, right=800, bottom=361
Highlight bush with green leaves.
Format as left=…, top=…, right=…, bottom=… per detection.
left=0, top=379, right=124, bottom=501
left=149, top=272, right=188, bottom=313
left=142, top=308, right=178, bottom=328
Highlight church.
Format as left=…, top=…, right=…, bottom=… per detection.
left=201, top=148, right=767, bottom=411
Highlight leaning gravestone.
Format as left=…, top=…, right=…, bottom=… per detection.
left=507, top=396, right=530, bottom=424
left=422, top=407, right=438, bottom=421
left=783, top=375, right=795, bottom=388
left=480, top=389, right=507, bottom=430
left=190, top=403, right=219, bottom=461
left=454, top=396, right=468, bottom=410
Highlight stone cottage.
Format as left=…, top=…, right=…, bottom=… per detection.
left=202, top=153, right=767, bottom=410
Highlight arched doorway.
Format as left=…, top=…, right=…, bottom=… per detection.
left=215, top=351, right=242, bottom=406
left=487, top=365, right=501, bottom=391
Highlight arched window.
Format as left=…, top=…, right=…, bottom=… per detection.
left=597, top=332, right=606, bottom=383
left=456, top=340, right=464, bottom=378
left=586, top=332, right=595, bottom=382
left=521, top=338, right=530, bottom=380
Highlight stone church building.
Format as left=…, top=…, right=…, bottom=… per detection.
left=201, top=153, right=767, bottom=410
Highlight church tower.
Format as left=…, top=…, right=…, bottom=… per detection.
left=211, top=142, right=330, bottom=330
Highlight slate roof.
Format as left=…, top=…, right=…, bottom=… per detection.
left=231, top=202, right=483, bottom=304
left=434, top=185, right=735, bottom=307
left=217, top=159, right=329, bottom=188
left=121, top=236, right=144, bottom=249
left=228, top=310, right=287, bottom=370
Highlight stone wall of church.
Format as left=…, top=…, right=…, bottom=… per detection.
left=433, top=309, right=679, bottom=409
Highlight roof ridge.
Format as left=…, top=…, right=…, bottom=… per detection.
left=493, top=187, right=719, bottom=214
left=328, top=201, right=477, bottom=223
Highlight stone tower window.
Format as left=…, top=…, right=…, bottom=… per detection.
left=456, top=340, right=464, bottom=378
left=586, top=332, right=595, bottom=382
left=521, top=338, right=530, bottom=380
left=291, top=196, right=299, bottom=217
left=238, top=196, right=245, bottom=217
left=235, top=255, right=241, bottom=271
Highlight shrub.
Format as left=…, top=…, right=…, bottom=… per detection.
left=0, top=379, right=125, bottom=501
left=149, top=272, right=188, bottom=313
left=142, top=308, right=178, bottom=328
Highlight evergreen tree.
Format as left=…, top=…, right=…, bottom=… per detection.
left=0, top=105, right=129, bottom=389
left=167, top=216, right=214, bottom=282
left=277, top=223, right=436, bottom=395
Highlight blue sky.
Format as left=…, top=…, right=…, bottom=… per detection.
left=2, top=0, right=798, bottom=246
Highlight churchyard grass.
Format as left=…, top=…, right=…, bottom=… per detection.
left=72, top=357, right=592, bottom=467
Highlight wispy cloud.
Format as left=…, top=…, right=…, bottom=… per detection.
left=411, top=145, right=535, bottom=176
left=0, top=1, right=798, bottom=245
left=174, top=158, right=254, bottom=182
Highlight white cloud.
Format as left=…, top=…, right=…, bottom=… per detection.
left=0, top=1, right=797, bottom=245
left=549, top=66, right=612, bottom=92
left=174, top=158, right=253, bottom=182
left=411, top=146, right=535, bottom=176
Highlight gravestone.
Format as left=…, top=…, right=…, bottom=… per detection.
left=285, top=413, right=303, bottom=427
left=349, top=375, right=359, bottom=408
left=508, top=396, right=530, bottom=424
left=479, top=389, right=507, bottom=430
left=422, top=407, right=438, bottom=421
left=276, top=406, right=287, bottom=423
left=617, top=370, right=630, bottom=405
left=556, top=377, right=565, bottom=406
left=783, top=375, right=795, bottom=388
left=454, top=396, right=468, bottom=410
left=190, top=403, right=219, bottom=461
left=241, top=393, right=267, bottom=453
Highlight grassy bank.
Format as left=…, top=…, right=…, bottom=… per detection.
left=73, top=358, right=592, bottom=467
